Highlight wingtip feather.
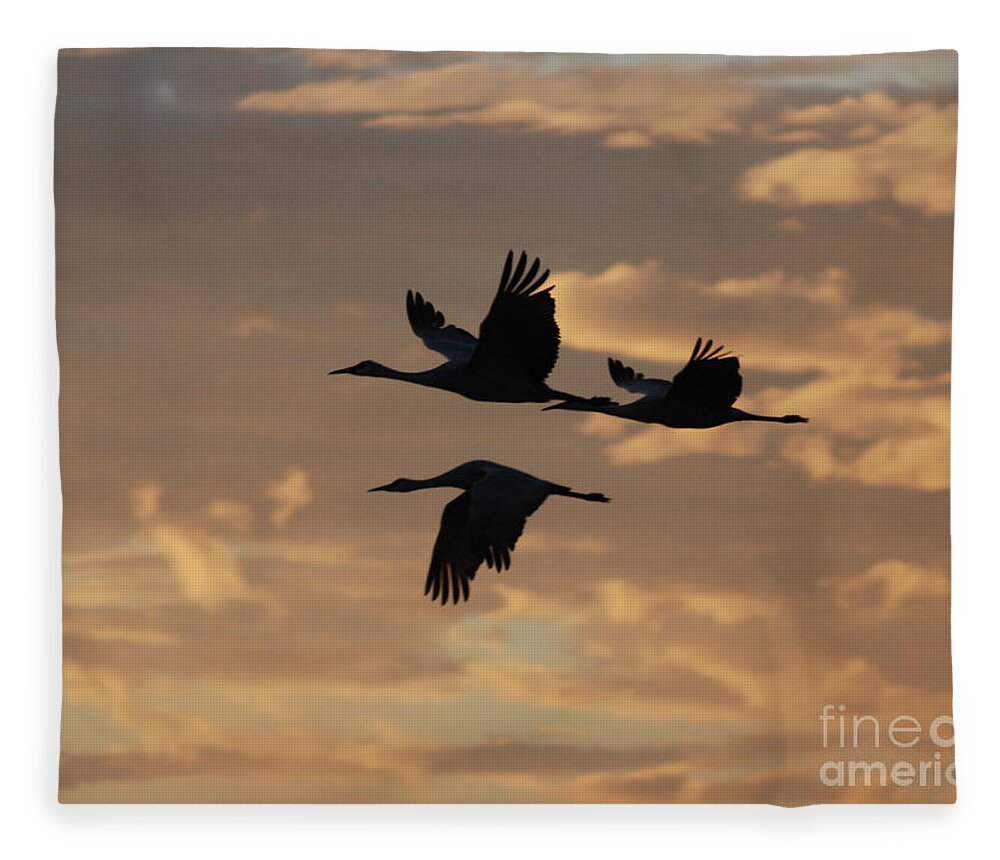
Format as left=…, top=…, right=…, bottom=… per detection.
left=499, top=250, right=514, bottom=290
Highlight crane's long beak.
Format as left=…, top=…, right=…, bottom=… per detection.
left=368, top=483, right=393, bottom=492
left=328, top=366, right=353, bottom=375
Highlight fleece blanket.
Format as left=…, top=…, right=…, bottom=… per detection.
left=57, top=48, right=956, bottom=804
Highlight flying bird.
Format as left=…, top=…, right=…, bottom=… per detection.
left=544, top=338, right=809, bottom=429
left=369, top=460, right=610, bottom=604
left=330, top=251, right=600, bottom=404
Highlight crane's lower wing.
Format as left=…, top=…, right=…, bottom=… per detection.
left=425, top=472, right=550, bottom=605
left=426, top=492, right=483, bottom=605
left=406, top=290, right=478, bottom=363
left=468, top=251, right=560, bottom=384
left=662, top=338, right=742, bottom=415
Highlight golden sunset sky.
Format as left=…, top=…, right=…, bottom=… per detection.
left=56, top=48, right=955, bottom=803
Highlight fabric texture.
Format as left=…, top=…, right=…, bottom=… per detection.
left=57, top=48, right=956, bottom=804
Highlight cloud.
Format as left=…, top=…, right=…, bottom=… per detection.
left=129, top=481, right=275, bottom=612
left=747, top=52, right=956, bottom=94
left=60, top=667, right=425, bottom=801
left=459, top=581, right=782, bottom=720
left=552, top=260, right=950, bottom=490
left=821, top=560, right=949, bottom=620
left=62, top=499, right=956, bottom=801
left=296, top=49, right=400, bottom=71
left=146, top=519, right=256, bottom=611
left=766, top=92, right=945, bottom=140
left=59, top=747, right=421, bottom=803
left=739, top=97, right=956, bottom=215
left=774, top=216, right=807, bottom=233
left=205, top=499, right=254, bottom=531
left=331, top=300, right=369, bottom=322
left=61, top=550, right=955, bottom=802
left=421, top=738, right=685, bottom=778
left=237, top=59, right=757, bottom=148
left=228, top=312, right=278, bottom=336
left=60, top=48, right=146, bottom=57
left=517, top=532, right=610, bottom=555
left=602, top=423, right=767, bottom=466
left=264, top=466, right=314, bottom=528
left=63, top=663, right=219, bottom=755
left=566, top=765, right=690, bottom=802
left=781, top=425, right=949, bottom=492
left=130, top=481, right=163, bottom=523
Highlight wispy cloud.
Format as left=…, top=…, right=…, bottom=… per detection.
left=264, top=467, right=314, bottom=528
left=129, top=481, right=277, bottom=612
left=740, top=96, right=957, bottom=215
left=237, top=59, right=757, bottom=148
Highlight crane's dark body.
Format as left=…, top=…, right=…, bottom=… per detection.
left=545, top=339, right=808, bottom=429
left=330, top=251, right=592, bottom=404
left=601, top=400, right=771, bottom=430
left=369, top=460, right=610, bottom=605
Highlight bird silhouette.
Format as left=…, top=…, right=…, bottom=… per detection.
left=330, top=251, right=602, bottom=404
left=369, top=460, right=610, bottom=604
left=544, top=338, right=809, bottom=428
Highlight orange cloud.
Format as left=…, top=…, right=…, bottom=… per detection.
left=229, top=312, right=278, bottom=337
left=129, top=481, right=277, bottom=612
left=63, top=663, right=219, bottom=754
left=739, top=98, right=956, bottom=215
left=237, top=60, right=756, bottom=148
left=821, top=560, right=949, bottom=620
left=297, top=49, right=400, bottom=70
left=205, top=499, right=254, bottom=531
left=264, top=467, right=314, bottom=528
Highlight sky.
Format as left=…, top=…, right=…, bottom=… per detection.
left=56, top=48, right=956, bottom=803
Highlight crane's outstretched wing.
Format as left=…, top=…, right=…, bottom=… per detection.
left=662, top=338, right=742, bottom=413
left=426, top=492, right=480, bottom=605
left=468, top=251, right=560, bottom=384
left=607, top=357, right=673, bottom=398
left=406, top=290, right=478, bottom=363
left=425, top=471, right=549, bottom=605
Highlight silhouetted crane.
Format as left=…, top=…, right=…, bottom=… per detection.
left=369, top=460, right=610, bottom=604
left=544, top=338, right=809, bottom=428
left=330, top=251, right=600, bottom=404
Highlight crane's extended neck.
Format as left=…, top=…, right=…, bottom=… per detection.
left=329, top=361, right=444, bottom=387
left=369, top=463, right=484, bottom=494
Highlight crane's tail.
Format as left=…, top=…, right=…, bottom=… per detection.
left=545, top=388, right=586, bottom=402
left=546, top=387, right=617, bottom=402
left=734, top=410, right=810, bottom=424
left=542, top=396, right=616, bottom=413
